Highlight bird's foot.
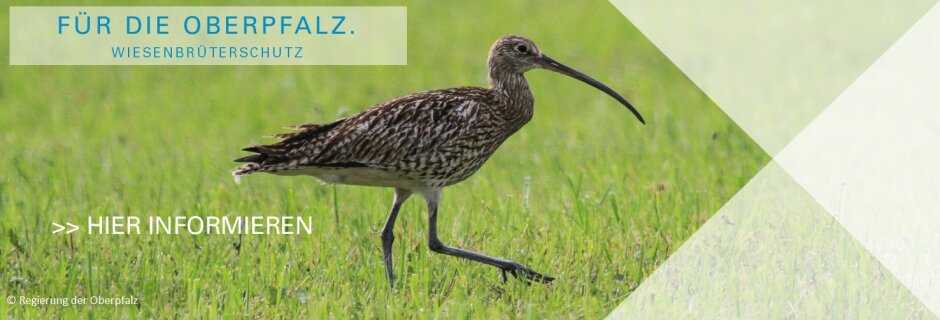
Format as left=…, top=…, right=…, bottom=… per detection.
left=500, top=262, right=554, bottom=284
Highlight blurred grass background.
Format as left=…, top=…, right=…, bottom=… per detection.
left=0, top=0, right=768, bottom=318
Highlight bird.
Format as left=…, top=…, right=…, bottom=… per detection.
left=233, top=34, right=644, bottom=286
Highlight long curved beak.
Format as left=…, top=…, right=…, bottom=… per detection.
left=538, top=54, right=645, bottom=124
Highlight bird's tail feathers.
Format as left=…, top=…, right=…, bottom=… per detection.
left=232, top=163, right=262, bottom=184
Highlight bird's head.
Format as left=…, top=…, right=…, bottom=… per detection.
left=488, top=35, right=544, bottom=73
left=488, top=34, right=645, bottom=124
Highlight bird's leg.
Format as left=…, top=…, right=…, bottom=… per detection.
left=422, top=189, right=554, bottom=283
left=381, top=188, right=412, bottom=288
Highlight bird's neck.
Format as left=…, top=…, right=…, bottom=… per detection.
left=488, top=71, right=534, bottom=124
left=489, top=71, right=531, bottom=96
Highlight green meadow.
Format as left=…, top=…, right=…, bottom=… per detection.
left=0, top=0, right=768, bottom=318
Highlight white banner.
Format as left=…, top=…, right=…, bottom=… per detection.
left=9, top=6, right=407, bottom=65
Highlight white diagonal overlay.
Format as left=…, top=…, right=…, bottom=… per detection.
left=608, top=0, right=940, bottom=318
left=609, top=162, right=934, bottom=319
left=610, top=0, right=936, bottom=156
left=776, top=1, right=940, bottom=315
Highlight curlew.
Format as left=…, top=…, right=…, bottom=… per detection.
left=233, top=35, right=644, bottom=286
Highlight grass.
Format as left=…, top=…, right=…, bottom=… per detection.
left=612, top=164, right=937, bottom=319
left=0, top=0, right=768, bottom=318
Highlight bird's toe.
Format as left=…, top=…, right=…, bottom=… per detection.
left=501, top=262, right=554, bottom=284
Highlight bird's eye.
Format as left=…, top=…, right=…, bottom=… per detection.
left=515, top=45, right=528, bottom=54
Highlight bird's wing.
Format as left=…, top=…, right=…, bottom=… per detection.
left=235, top=87, right=498, bottom=173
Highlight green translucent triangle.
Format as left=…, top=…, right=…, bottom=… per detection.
left=609, top=163, right=936, bottom=319
left=610, top=0, right=938, bottom=155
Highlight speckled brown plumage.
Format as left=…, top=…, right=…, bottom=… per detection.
left=234, top=86, right=531, bottom=189
left=233, top=35, right=644, bottom=286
